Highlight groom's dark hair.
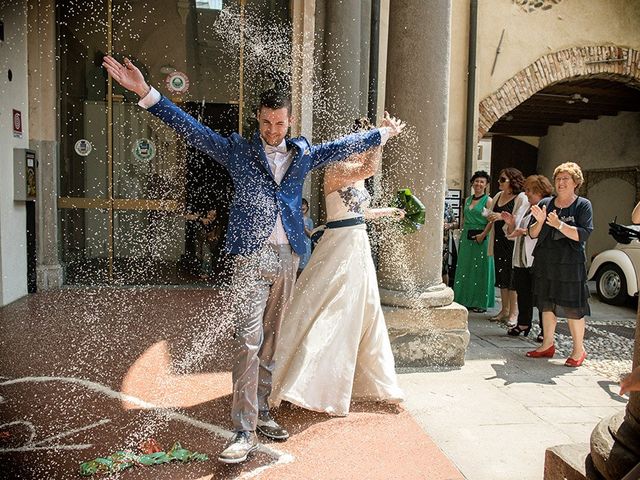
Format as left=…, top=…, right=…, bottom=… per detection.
left=259, top=89, right=292, bottom=115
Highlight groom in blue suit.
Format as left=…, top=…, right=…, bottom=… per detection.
left=103, top=55, right=402, bottom=463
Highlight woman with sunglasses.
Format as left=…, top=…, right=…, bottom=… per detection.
left=501, top=175, right=553, bottom=339
left=526, top=162, right=593, bottom=366
left=487, top=168, right=526, bottom=326
left=453, top=170, right=495, bottom=313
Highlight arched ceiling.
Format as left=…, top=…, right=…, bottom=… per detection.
left=488, top=78, right=640, bottom=137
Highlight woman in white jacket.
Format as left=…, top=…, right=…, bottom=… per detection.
left=501, top=175, right=553, bottom=338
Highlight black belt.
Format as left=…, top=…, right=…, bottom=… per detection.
left=326, top=217, right=365, bottom=229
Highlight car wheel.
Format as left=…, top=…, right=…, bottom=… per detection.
left=595, top=263, right=628, bottom=306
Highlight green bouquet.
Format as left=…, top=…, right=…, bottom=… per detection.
left=79, top=442, right=208, bottom=476
left=393, top=188, right=426, bottom=234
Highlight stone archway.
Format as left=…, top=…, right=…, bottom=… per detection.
left=478, top=45, right=640, bottom=139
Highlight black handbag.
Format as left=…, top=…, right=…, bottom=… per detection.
left=467, top=229, right=484, bottom=240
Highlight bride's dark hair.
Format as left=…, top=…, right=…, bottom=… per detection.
left=351, top=117, right=373, bottom=133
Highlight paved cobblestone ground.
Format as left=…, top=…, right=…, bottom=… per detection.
left=493, top=281, right=637, bottom=386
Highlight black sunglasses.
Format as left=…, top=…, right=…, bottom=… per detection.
left=498, top=176, right=509, bottom=182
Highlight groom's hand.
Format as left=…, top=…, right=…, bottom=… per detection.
left=102, top=55, right=151, bottom=99
left=380, top=111, right=406, bottom=138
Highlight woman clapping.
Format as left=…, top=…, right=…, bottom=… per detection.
left=526, top=163, right=593, bottom=367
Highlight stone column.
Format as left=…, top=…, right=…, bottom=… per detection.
left=291, top=0, right=316, bottom=202
left=589, top=307, right=640, bottom=479
left=27, top=0, right=64, bottom=289
left=309, top=0, right=369, bottom=221
left=323, top=0, right=366, bottom=125
left=380, top=0, right=468, bottom=366
left=314, top=0, right=366, bottom=139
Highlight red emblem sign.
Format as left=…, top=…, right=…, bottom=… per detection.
left=13, top=109, right=23, bottom=138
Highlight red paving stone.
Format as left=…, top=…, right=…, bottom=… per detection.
left=0, top=288, right=463, bottom=479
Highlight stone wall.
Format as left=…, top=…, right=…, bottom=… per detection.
left=0, top=1, right=30, bottom=305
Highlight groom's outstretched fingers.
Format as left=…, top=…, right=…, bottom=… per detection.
left=381, top=110, right=406, bottom=137
left=102, top=55, right=150, bottom=98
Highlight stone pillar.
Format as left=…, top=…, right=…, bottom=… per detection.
left=309, top=0, right=370, bottom=221
left=589, top=306, right=640, bottom=479
left=27, top=0, right=64, bottom=289
left=291, top=0, right=316, bottom=202
left=380, top=0, right=468, bottom=366
left=324, top=0, right=366, bottom=124
left=315, top=0, right=366, bottom=138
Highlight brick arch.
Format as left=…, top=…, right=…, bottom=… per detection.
left=478, top=45, right=640, bottom=139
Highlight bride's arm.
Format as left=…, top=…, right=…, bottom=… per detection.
left=365, top=207, right=405, bottom=220
left=323, top=147, right=382, bottom=195
left=324, top=112, right=404, bottom=196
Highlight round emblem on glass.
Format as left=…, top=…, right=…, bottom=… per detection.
left=165, top=71, right=190, bottom=94
left=74, top=139, right=93, bottom=157
left=132, top=138, right=156, bottom=162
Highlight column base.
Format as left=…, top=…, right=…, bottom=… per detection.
left=590, top=410, right=640, bottom=480
left=381, top=285, right=469, bottom=367
left=36, top=264, right=64, bottom=291
left=544, top=410, right=640, bottom=480
left=543, top=443, right=600, bottom=480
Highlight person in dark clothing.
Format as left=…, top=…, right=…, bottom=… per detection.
left=526, top=162, right=593, bottom=367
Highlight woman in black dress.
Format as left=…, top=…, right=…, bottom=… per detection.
left=487, top=168, right=526, bottom=326
left=526, top=162, right=593, bottom=367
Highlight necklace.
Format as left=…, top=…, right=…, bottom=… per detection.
left=472, top=194, right=485, bottom=200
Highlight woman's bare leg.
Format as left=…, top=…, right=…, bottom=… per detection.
left=537, top=311, right=557, bottom=351
left=567, top=317, right=586, bottom=359
left=508, top=289, right=518, bottom=323
left=499, top=287, right=509, bottom=317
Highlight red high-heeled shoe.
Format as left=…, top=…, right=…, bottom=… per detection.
left=526, top=345, right=555, bottom=358
left=565, top=351, right=587, bottom=367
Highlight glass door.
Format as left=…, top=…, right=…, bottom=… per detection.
left=58, top=0, right=291, bottom=285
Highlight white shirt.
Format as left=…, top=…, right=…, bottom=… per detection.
left=262, top=138, right=292, bottom=245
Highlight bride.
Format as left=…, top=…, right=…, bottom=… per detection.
left=270, top=114, right=406, bottom=416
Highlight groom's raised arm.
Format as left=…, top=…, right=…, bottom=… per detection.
left=103, top=55, right=233, bottom=166
left=142, top=91, right=233, bottom=166
left=308, top=112, right=405, bottom=170
left=307, top=129, right=385, bottom=171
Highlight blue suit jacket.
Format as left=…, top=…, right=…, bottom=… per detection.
left=147, top=96, right=382, bottom=256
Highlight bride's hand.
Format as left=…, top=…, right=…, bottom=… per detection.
left=380, top=111, right=406, bottom=137
left=391, top=208, right=405, bottom=219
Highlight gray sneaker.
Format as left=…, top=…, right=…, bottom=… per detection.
left=256, top=411, right=289, bottom=440
left=218, top=431, right=258, bottom=464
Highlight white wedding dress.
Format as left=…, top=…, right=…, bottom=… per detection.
left=270, top=181, right=404, bottom=416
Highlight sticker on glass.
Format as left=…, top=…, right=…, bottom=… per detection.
left=132, top=138, right=156, bottom=162
left=165, top=71, right=189, bottom=94
left=74, top=139, right=92, bottom=156
left=13, top=109, right=23, bottom=138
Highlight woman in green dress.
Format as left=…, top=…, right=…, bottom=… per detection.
left=453, top=171, right=495, bottom=312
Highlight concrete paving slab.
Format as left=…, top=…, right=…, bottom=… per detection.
left=558, top=423, right=600, bottom=444
left=499, top=383, right=580, bottom=407
left=528, top=405, right=624, bottom=424
left=551, top=385, right=628, bottom=407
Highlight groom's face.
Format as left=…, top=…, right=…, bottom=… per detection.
left=258, top=107, right=291, bottom=146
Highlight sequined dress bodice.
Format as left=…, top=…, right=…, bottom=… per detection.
left=325, top=181, right=371, bottom=222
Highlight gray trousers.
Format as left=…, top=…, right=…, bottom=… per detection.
left=230, top=243, right=299, bottom=432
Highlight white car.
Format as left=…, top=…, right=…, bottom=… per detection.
left=588, top=223, right=640, bottom=306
